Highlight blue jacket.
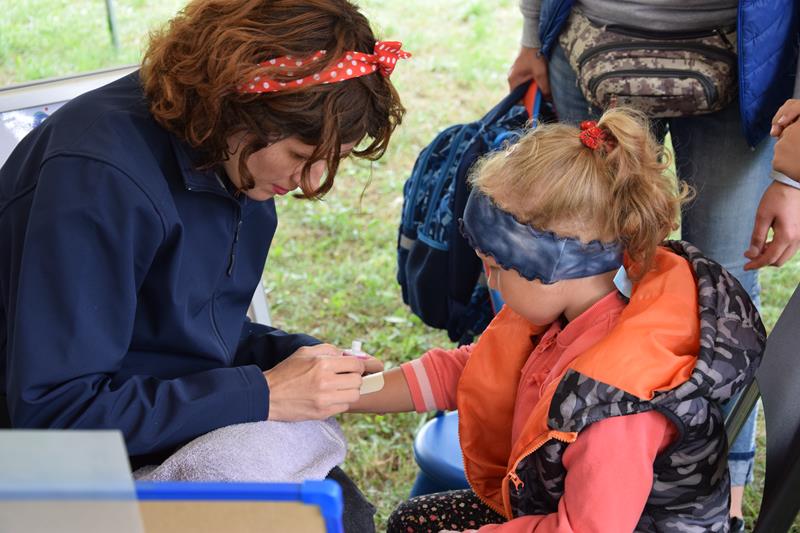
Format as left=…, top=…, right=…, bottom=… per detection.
left=537, top=0, right=799, bottom=146
left=0, top=72, right=318, bottom=458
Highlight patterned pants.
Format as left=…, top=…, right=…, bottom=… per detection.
left=387, top=489, right=505, bottom=533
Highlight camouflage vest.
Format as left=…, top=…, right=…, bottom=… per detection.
left=459, top=242, right=766, bottom=533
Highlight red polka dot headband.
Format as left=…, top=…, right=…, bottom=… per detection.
left=238, top=40, right=411, bottom=94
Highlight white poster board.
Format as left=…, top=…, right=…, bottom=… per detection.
left=0, top=66, right=137, bottom=166
left=0, top=430, right=144, bottom=533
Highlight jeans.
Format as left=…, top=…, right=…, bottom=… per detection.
left=548, top=45, right=770, bottom=486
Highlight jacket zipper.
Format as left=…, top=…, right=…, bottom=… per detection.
left=577, top=42, right=736, bottom=71
left=227, top=214, right=243, bottom=276
left=185, top=176, right=241, bottom=355
left=587, top=69, right=717, bottom=108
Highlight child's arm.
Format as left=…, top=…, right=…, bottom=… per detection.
left=348, top=367, right=415, bottom=413
left=474, top=410, right=677, bottom=532
left=348, top=344, right=474, bottom=414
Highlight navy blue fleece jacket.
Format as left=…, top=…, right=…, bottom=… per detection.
left=0, top=72, right=317, bottom=457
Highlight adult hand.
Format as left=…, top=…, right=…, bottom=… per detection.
left=264, top=343, right=367, bottom=421
left=507, top=46, right=550, bottom=98
left=773, top=121, right=800, bottom=182
left=357, top=354, right=385, bottom=374
left=744, top=181, right=800, bottom=270
left=770, top=99, right=800, bottom=137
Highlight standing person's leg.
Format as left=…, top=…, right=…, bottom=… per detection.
left=669, top=105, right=773, bottom=524
left=547, top=45, right=598, bottom=124
left=669, top=106, right=773, bottom=303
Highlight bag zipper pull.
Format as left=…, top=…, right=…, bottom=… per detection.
left=714, top=28, right=735, bottom=52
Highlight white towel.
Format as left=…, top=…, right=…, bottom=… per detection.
left=134, top=418, right=346, bottom=483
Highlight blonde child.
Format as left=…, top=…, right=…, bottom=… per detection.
left=351, top=108, right=765, bottom=532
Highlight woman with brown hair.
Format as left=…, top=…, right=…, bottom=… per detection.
left=0, top=0, right=406, bottom=528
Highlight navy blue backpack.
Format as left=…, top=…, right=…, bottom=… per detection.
left=397, top=81, right=550, bottom=344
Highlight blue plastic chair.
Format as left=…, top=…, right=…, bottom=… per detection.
left=410, top=285, right=506, bottom=497
left=410, top=411, right=469, bottom=496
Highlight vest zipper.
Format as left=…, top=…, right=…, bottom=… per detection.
left=458, top=422, right=509, bottom=518
left=505, top=432, right=575, bottom=501
left=459, top=411, right=575, bottom=518
left=508, top=471, right=525, bottom=492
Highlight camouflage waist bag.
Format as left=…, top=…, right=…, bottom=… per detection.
left=558, top=10, right=737, bottom=117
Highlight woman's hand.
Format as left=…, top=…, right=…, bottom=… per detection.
left=263, top=343, right=368, bottom=421
left=744, top=180, right=800, bottom=269
left=507, top=46, right=550, bottom=97
left=770, top=99, right=800, bottom=137
left=773, top=121, right=800, bottom=182
left=345, top=351, right=385, bottom=375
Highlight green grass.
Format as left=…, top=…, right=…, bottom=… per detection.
left=3, top=0, right=799, bottom=531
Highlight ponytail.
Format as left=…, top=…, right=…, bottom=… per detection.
left=470, top=107, right=691, bottom=280
left=597, top=108, right=692, bottom=279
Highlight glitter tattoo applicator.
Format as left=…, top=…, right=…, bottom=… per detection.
left=345, top=340, right=384, bottom=395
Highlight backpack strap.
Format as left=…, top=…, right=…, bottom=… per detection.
left=479, top=80, right=540, bottom=126
left=523, top=82, right=542, bottom=127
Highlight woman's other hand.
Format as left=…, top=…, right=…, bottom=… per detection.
left=745, top=180, right=800, bottom=269
left=770, top=99, right=800, bottom=138
left=773, top=121, right=800, bottom=182
left=359, top=354, right=384, bottom=374
left=507, top=46, right=550, bottom=97
left=263, top=343, right=366, bottom=421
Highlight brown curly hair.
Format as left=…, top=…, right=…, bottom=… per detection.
left=140, top=0, right=405, bottom=198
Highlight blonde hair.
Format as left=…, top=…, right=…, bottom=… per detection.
left=470, top=107, right=692, bottom=279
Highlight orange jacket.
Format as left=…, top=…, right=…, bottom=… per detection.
left=456, top=247, right=700, bottom=518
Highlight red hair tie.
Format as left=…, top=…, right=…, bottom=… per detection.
left=579, top=120, right=615, bottom=151
left=238, top=40, right=411, bottom=94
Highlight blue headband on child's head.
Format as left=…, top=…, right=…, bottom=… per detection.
left=459, top=189, right=624, bottom=284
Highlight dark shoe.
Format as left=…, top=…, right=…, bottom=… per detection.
left=730, top=517, right=746, bottom=533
